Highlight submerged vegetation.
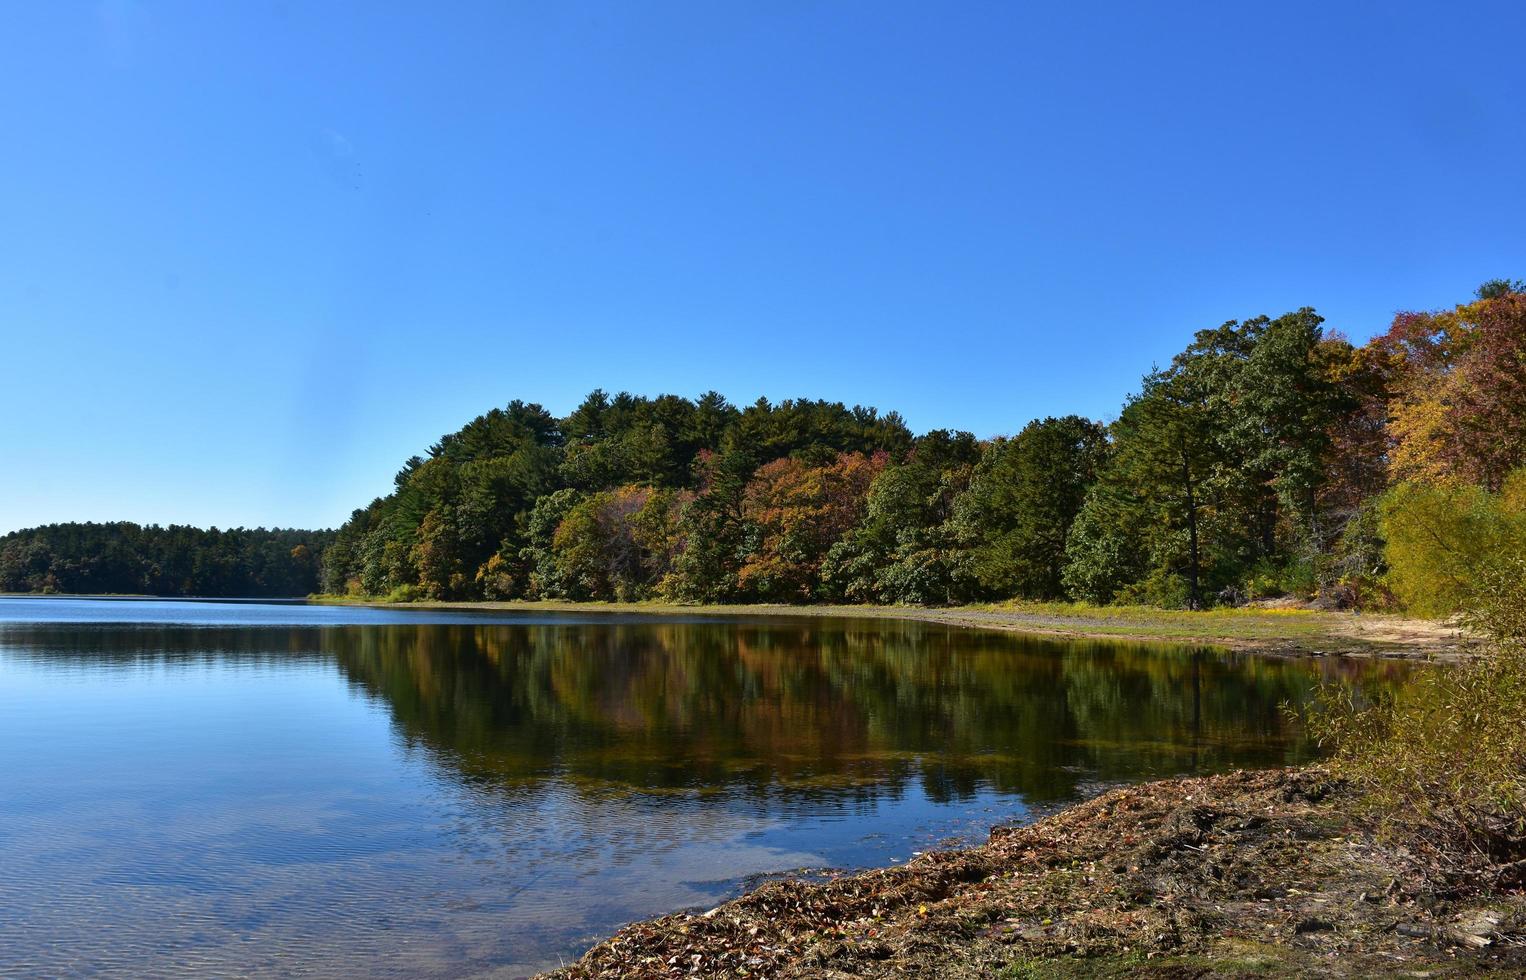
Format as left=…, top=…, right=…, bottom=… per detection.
left=324, top=281, right=1526, bottom=617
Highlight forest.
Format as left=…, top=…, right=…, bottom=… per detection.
left=321, top=281, right=1526, bottom=616
left=0, top=523, right=332, bottom=598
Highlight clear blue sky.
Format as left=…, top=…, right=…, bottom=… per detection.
left=3, top=1, right=1523, bottom=534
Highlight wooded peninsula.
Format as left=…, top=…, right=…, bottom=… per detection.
left=6, top=280, right=1522, bottom=618
left=319, top=279, right=1524, bottom=619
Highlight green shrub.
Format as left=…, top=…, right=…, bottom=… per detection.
left=1379, top=471, right=1526, bottom=617
left=1113, top=566, right=1190, bottom=609
left=1318, top=503, right=1390, bottom=609
left=383, top=583, right=421, bottom=603
left=1242, top=558, right=1284, bottom=601
left=1278, top=553, right=1320, bottom=598
left=1060, top=492, right=1145, bottom=604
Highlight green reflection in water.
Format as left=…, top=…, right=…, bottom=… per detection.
left=315, top=617, right=1412, bottom=803
left=5, top=616, right=1415, bottom=807
left=1, top=610, right=1418, bottom=978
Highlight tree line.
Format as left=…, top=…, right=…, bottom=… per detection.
left=8, top=281, right=1517, bottom=610
left=0, top=523, right=332, bottom=598
left=322, top=280, right=1525, bottom=614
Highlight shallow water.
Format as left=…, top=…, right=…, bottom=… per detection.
left=0, top=597, right=1410, bottom=977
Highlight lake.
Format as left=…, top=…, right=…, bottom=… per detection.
left=0, top=598, right=1410, bottom=978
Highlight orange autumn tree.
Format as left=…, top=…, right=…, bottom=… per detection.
left=550, top=485, right=687, bottom=601
left=738, top=452, right=887, bottom=602
left=1367, top=284, right=1526, bottom=616
left=1380, top=289, right=1526, bottom=491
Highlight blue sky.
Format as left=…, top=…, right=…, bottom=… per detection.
left=3, top=1, right=1523, bottom=533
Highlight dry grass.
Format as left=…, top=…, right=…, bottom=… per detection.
left=1305, top=558, right=1526, bottom=890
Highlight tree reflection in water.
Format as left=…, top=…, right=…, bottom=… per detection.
left=317, top=618, right=1402, bottom=803
left=0, top=612, right=1416, bottom=977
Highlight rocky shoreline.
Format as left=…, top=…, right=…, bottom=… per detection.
left=542, top=768, right=1523, bottom=978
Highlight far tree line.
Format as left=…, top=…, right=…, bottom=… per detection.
left=321, top=280, right=1526, bottom=614
left=0, top=523, right=333, bottom=598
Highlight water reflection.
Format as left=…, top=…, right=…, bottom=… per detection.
left=0, top=605, right=1414, bottom=978
left=5, top=617, right=1405, bottom=803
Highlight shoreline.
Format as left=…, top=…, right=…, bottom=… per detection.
left=311, top=597, right=1486, bottom=975
left=8, top=592, right=1493, bottom=975
left=7, top=592, right=1470, bottom=661
left=310, top=596, right=1474, bottom=662
left=542, top=767, right=1522, bottom=978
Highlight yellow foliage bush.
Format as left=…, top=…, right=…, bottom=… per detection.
left=1379, top=469, right=1526, bottom=618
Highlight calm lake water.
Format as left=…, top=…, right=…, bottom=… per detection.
left=0, top=598, right=1411, bottom=978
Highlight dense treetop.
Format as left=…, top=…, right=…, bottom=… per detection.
left=319, top=280, right=1525, bottom=614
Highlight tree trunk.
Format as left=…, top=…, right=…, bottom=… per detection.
left=1180, top=441, right=1202, bottom=610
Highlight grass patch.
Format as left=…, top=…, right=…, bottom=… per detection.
left=309, top=592, right=1459, bottom=657
left=978, top=598, right=1330, bottom=633
left=1000, top=948, right=1288, bottom=978
left=959, top=598, right=1397, bottom=647
left=986, top=599, right=1320, bottom=621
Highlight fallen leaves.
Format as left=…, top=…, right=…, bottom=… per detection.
left=543, top=768, right=1526, bottom=979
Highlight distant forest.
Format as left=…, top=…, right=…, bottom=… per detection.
left=0, top=524, right=333, bottom=598
left=8, top=281, right=1522, bottom=610
left=322, top=281, right=1525, bottom=615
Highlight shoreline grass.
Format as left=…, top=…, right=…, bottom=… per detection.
left=308, top=594, right=1470, bottom=660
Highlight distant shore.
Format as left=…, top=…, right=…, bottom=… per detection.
left=309, top=596, right=1472, bottom=662
left=5, top=591, right=1469, bottom=660
left=1, top=592, right=310, bottom=604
